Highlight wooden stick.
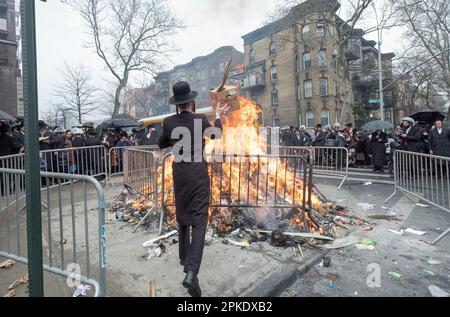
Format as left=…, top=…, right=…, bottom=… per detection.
left=250, top=230, right=334, bottom=241
left=218, top=58, right=233, bottom=92
left=142, top=230, right=178, bottom=248
left=149, top=280, right=157, bottom=297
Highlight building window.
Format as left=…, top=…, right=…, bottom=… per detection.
left=321, top=109, right=330, bottom=126
left=316, top=23, right=325, bottom=37
left=270, top=65, right=278, bottom=81
left=271, top=89, right=279, bottom=107
left=295, top=55, right=299, bottom=73
left=304, top=80, right=313, bottom=98
left=303, top=52, right=311, bottom=69
left=306, top=110, right=314, bottom=128
left=334, top=81, right=338, bottom=96
left=249, top=49, right=255, bottom=63
left=302, top=25, right=310, bottom=40
left=318, top=49, right=327, bottom=67
left=269, top=41, right=276, bottom=55
left=211, top=68, right=216, bottom=77
left=320, top=78, right=328, bottom=96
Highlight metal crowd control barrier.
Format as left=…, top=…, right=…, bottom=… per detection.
left=122, top=148, right=158, bottom=232
left=386, top=150, right=450, bottom=245
left=39, top=145, right=108, bottom=181
left=107, top=145, right=159, bottom=187
left=270, top=146, right=349, bottom=190
left=161, top=153, right=317, bottom=234
left=0, top=168, right=106, bottom=297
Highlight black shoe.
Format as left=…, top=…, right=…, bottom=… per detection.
left=183, top=271, right=202, bottom=297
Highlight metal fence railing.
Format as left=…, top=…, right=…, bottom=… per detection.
left=107, top=145, right=159, bottom=187
left=385, top=150, right=450, bottom=245
left=0, top=168, right=106, bottom=297
left=122, top=148, right=159, bottom=233
left=161, top=153, right=317, bottom=233
left=270, top=146, right=349, bottom=190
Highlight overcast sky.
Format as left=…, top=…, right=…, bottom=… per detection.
left=33, top=0, right=403, bottom=121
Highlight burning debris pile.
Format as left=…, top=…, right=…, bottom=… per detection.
left=109, top=188, right=158, bottom=230
left=151, top=97, right=370, bottom=246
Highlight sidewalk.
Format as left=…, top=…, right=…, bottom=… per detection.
left=283, top=179, right=450, bottom=297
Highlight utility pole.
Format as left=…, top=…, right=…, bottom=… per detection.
left=21, top=0, right=44, bottom=297
left=372, top=2, right=385, bottom=122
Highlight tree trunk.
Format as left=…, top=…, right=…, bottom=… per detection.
left=113, top=83, right=125, bottom=117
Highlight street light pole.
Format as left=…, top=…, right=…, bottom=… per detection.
left=372, top=3, right=385, bottom=122
left=21, top=0, right=44, bottom=296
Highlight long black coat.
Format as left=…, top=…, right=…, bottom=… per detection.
left=400, top=126, right=422, bottom=153
left=159, top=112, right=222, bottom=226
left=370, top=132, right=387, bottom=167
left=139, top=132, right=159, bottom=146
left=430, top=128, right=450, bottom=157
left=0, top=134, right=22, bottom=158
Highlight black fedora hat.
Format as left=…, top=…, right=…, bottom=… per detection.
left=169, top=81, right=198, bottom=105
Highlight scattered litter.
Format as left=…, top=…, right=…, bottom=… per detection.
left=323, top=257, right=331, bottom=268
left=422, top=269, right=436, bottom=277
left=389, top=229, right=404, bottom=236
left=73, top=285, right=92, bottom=297
left=324, top=273, right=340, bottom=282
left=416, top=203, right=430, bottom=208
left=381, top=206, right=389, bottom=210
left=363, top=182, right=373, bottom=186
left=238, top=265, right=245, bottom=269
left=428, top=285, right=449, bottom=297
left=357, top=203, right=376, bottom=211
left=318, top=236, right=358, bottom=250
left=8, top=275, right=28, bottom=291
left=368, top=214, right=401, bottom=221
left=227, top=239, right=250, bottom=248
left=362, top=226, right=374, bottom=232
left=405, top=228, right=426, bottom=236
left=386, top=211, right=400, bottom=217
left=356, top=239, right=377, bottom=250
left=388, top=272, right=402, bottom=278
left=328, top=281, right=335, bottom=288
left=354, top=291, right=358, bottom=296
left=427, top=258, right=441, bottom=265
left=146, top=244, right=164, bottom=260
left=0, top=260, right=16, bottom=269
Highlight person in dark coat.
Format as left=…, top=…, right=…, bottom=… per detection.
left=158, top=81, right=229, bottom=298
left=430, top=120, right=450, bottom=158
left=312, top=124, right=326, bottom=147
left=11, top=117, right=25, bottom=151
left=0, top=122, right=22, bottom=196
left=399, top=117, right=422, bottom=153
left=139, top=126, right=158, bottom=146
left=370, top=130, right=388, bottom=172
left=84, top=127, right=102, bottom=177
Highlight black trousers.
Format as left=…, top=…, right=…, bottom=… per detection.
left=179, top=223, right=207, bottom=275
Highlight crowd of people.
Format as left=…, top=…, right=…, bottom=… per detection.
left=0, top=118, right=160, bottom=182
left=278, top=117, right=450, bottom=173
left=1, top=116, right=450, bottom=177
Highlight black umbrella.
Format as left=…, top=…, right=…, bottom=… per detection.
left=105, top=114, right=139, bottom=128
left=410, top=111, right=446, bottom=125
left=361, top=120, right=394, bottom=131
left=0, top=111, right=17, bottom=122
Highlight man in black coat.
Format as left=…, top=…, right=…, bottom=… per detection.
left=0, top=122, right=22, bottom=196
left=139, top=126, right=158, bottom=146
left=399, top=117, right=422, bottom=153
left=158, top=81, right=229, bottom=297
left=430, top=120, right=450, bottom=158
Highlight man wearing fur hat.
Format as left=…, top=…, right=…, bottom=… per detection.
left=399, top=117, right=422, bottom=153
